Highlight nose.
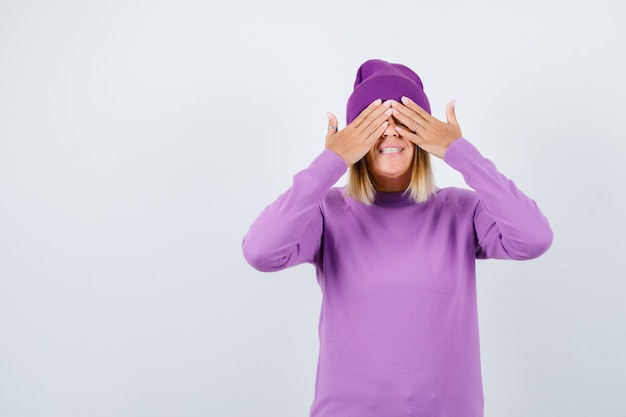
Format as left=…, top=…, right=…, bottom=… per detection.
left=383, top=117, right=398, bottom=137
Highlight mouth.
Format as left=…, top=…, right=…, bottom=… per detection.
left=379, top=147, right=404, bottom=155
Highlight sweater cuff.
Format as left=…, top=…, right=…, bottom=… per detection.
left=304, top=149, right=348, bottom=190
left=443, top=138, right=482, bottom=176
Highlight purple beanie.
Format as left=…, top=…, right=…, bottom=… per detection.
left=346, top=59, right=430, bottom=124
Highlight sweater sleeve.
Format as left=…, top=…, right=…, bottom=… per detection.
left=444, top=138, right=553, bottom=260
left=242, top=150, right=348, bottom=272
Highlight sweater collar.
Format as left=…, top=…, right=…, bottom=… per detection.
left=372, top=188, right=441, bottom=207
left=373, top=191, right=414, bottom=207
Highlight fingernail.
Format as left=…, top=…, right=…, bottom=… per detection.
left=401, top=96, right=409, bottom=103
left=374, top=99, right=382, bottom=105
left=451, top=99, right=456, bottom=107
left=327, top=112, right=331, bottom=120
left=385, top=108, right=393, bottom=115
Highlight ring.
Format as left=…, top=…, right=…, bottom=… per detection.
left=414, top=123, right=419, bottom=134
left=328, top=126, right=338, bottom=131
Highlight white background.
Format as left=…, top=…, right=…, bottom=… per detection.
left=1, top=0, right=625, bottom=416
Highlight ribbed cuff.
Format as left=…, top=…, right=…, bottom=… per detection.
left=443, top=138, right=482, bottom=178
left=305, top=149, right=348, bottom=190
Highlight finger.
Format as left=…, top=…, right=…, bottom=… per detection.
left=327, top=112, right=339, bottom=136
left=364, top=120, right=389, bottom=146
left=446, top=100, right=459, bottom=127
left=361, top=105, right=393, bottom=138
left=394, top=124, right=425, bottom=146
left=400, top=96, right=432, bottom=121
left=352, top=99, right=392, bottom=138
left=391, top=107, right=420, bottom=133
left=390, top=101, right=413, bottom=117
left=351, top=98, right=383, bottom=127
left=391, top=100, right=429, bottom=130
left=356, top=99, right=392, bottom=130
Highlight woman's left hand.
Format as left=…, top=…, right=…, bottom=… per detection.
left=391, top=97, right=462, bottom=159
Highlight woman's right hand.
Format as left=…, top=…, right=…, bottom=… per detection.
left=325, top=99, right=392, bottom=167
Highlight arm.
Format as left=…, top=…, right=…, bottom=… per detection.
left=242, top=150, right=346, bottom=272
left=392, top=97, right=553, bottom=260
left=444, top=138, right=553, bottom=260
left=243, top=100, right=392, bottom=272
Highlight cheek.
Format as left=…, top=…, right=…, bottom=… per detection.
left=405, top=144, right=416, bottom=159
left=406, top=148, right=416, bottom=161
left=364, top=148, right=377, bottom=165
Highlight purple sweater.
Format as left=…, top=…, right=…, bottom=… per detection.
left=242, top=138, right=552, bottom=417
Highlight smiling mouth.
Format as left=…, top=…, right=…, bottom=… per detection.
left=380, top=147, right=403, bottom=154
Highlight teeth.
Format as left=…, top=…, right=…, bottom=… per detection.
left=380, top=147, right=402, bottom=154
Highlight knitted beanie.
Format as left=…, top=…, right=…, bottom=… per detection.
left=346, top=59, right=430, bottom=124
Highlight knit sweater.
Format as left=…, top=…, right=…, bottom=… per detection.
left=242, top=138, right=553, bottom=417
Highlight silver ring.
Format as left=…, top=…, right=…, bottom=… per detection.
left=328, top=126, right=338, bottom=131
left=414, top=123, right=419, bottom=134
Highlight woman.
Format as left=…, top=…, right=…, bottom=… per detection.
left=242, top=59, right=552, bottom=417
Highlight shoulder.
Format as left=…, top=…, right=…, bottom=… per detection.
left=435, top=186, right=479, bottom=217
left=321, top=186, right=353, bottom=216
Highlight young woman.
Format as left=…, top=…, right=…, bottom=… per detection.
left=242, top=59, right=553, bottom=417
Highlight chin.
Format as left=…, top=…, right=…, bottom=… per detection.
left=376, top=164, right=412, bottom=177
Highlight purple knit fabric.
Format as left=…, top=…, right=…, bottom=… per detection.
left=242, top=139, right=553, bottom=417
left=346, top=59, right=431, bottom=124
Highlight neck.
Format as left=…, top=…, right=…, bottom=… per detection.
left=371, top=172, right=411, bottom=192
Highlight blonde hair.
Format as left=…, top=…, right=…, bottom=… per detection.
left=344, top=145, right=435, bottom=205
